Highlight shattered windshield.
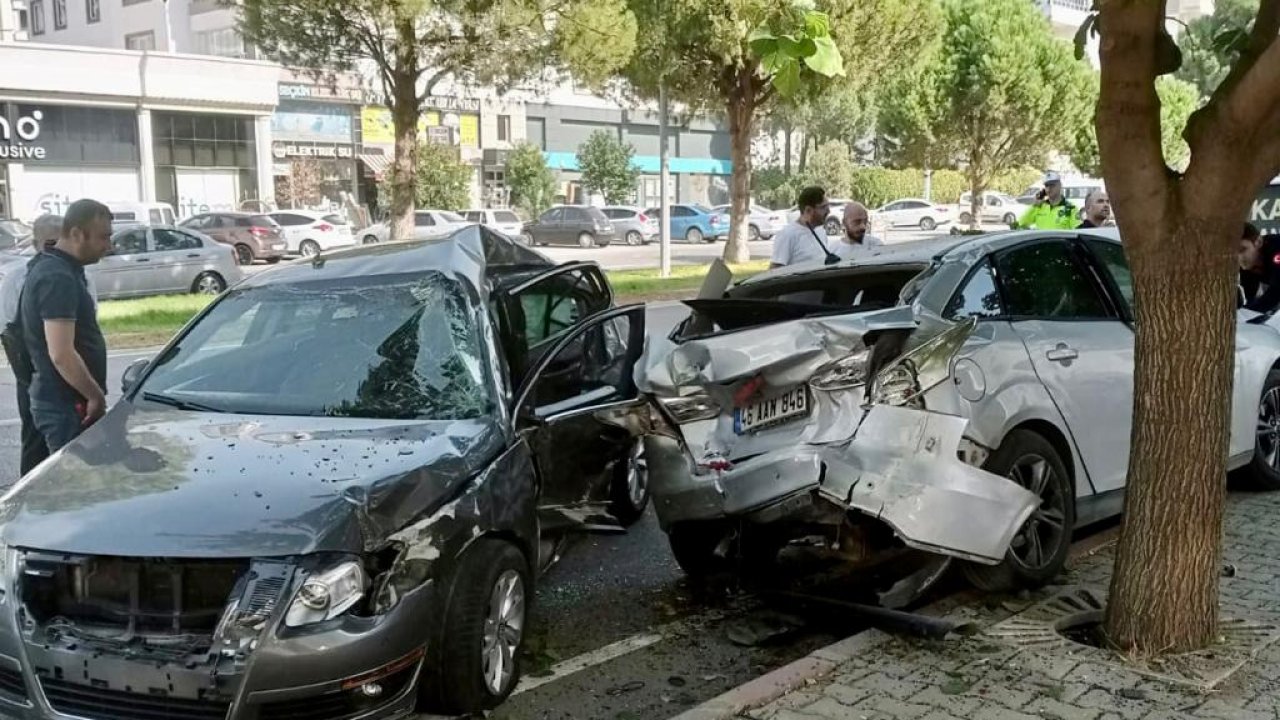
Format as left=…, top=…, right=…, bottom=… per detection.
left=139, top=272, right=493, bottom=420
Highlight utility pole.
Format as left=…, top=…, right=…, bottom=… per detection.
left=658, top=80, right=672, bottom=278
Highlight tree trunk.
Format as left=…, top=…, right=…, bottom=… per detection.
left=388, top=17, right=420, bottom=243
left=784, top=127, right=793, bottom=176
left=966, top=169, right=984, bottom=230
left=723, top=73, right=757, bottom=265
left=798, top=132, right=811, bottom=173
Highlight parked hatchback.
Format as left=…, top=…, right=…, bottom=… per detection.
left=269, top=210, right=357, bottom=258
left=710, top=204, right=787, bottom=241
left=0, top=226, right=651, bottom=719
left=179, top=212, right=288, bottom=265
left=521, top=205, right=617, bottom=248
left=461, top=208, right=524, bottom=236
left=94, top=224, right=243, bottom=299
left=600, top=206, right=658, bottom=246
left=643, top=204, right=725, bottom=243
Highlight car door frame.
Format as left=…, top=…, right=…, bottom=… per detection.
left=491, top=262, right=614, bottom=381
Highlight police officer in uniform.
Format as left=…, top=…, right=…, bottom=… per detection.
left=1017, top=172, right=1079, bottom=230
left=1240, top=222, right=1280, bottom=313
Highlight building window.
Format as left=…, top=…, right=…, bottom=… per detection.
left=497, top=114, right=511, bottom=143
left=86, top=0, right=99, bottom=23
left=125, top=30, right=156, bottom=50
left=122, top=0, right=150, bottom=5
left=52, top=0, right=65, bottom=29
left=193, top=27, right=248, bottom=58
left=29, top=0, right=44, bottom=34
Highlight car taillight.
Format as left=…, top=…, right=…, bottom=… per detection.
left=638, top=214, right=648, bottom=223
left=316, top=223, right=334, bottom=232
left=711, top=216, right=723, bottom=226
left=248, top=226, right=272, bottom=237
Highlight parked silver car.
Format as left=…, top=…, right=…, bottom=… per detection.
left=641, top=229, right=1280, bottom=603
left=92, top=224, right=243, bottom=300
left=601, top=206, right=659, bottom=246
left=358, top=210, right=470, bottom=244
left=711, top=204, right=787, bottom=241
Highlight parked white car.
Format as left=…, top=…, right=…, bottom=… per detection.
left=958, top=192, right=1026, bottom=226
left=460, top=208, right=525, bottom=237
left=709, top=204, right=787, bottom=241
left=93, top=224, right=243, bottom=300
left=785, top=198, right=854, bottom=236
left=641, top=228, right=1280, bottom=605
left=872, top=198, right=955, bottom=231
left=268, top=210, right=356, bottom=258
left=358, top=210, right=470, bottom=244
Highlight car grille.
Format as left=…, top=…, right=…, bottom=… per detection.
left=0, top=665, right=27, bottom=701
left=40, top=677, right=230, bottom=720
left=256, top=663, right=416, bottom=720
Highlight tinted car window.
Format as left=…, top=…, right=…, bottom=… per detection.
left=415, top=213, right=436, bottom=227
left=250, top=215, right=279, bottom=228
left=540, top=208, right=563, bottom=224
left=495, top=211, right=520, bottom=223
left=602, top=209, right=629, bottom=220
left=672, top=206, right=693, bottom=218
left=140, top=272, right=492, bottom=419
left=273, top=213, right=309, bottom=226
left=112, top=228, right=148, bottom=255
left=945, top=260, right=1003, bottom=319
left=585, top=208, right=609, bottom=223
left=154, top=228, right=202, bottom=252
left=440, top=212, right=466, bottom=223
left=530, top=314, right=635, bottom=410
left=1087, top=239, right=1134, bottom=312
left=463, top=211, right=483, bottom=222
left=322, top=214, right=347, bottom=226
left=565, top=208, right=588, bottom=223
left=997, top=241, right=1110, bottom=319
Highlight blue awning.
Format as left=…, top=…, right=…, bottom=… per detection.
left=542, top=151, right=732, bottom=176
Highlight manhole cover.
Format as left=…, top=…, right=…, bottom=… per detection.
left=985, top=586, right=1280, bottom=689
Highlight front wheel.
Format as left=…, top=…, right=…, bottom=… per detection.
left=609, top=439, right=649, bottom=527
left=748, top=224, right=761, bottom=242
left=1002, top=213, right=1018, bottom=226
left=919, top=217, right=937, bottom=231
left=1246, top=369, right=1280, bottom=490
left=578, top=232, right=596, bottom=249
left=191, top=272, right=226, bottom=295
left=824, top=218, right=841, bottom=236
left=362, top=234, right=379, bottom=245
left=420, top=540, right=529, bottom=714
left=685, top=227, right=704, bottom=244
left=962, top=429, right=1074, bottom=592
left=959, top=212, right=974, bottom=225
left=625, top=230, right=643, bottom=246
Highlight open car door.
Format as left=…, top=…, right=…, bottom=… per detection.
left=511, top=304, right=648, bottom=534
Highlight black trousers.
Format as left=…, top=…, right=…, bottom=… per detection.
left=1, top=328, right=48, bottom=476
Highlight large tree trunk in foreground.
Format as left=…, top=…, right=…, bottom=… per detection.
left=723, top=72, right=758, bottom=265
left=388, top=18, right=420, bottom=243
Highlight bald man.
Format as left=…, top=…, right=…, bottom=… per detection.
left=831, top=202, right=883, bottom=261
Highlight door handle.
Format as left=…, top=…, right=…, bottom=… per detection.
left=1046, top=344, right=1079, bottom=363
left=186, top=254, right=200, bottom=258
left=135, top=258, right=150, bottom=263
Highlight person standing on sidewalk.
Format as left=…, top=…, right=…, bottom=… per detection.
left=1017, top=172, right=1079, bottom=230
left=771, top=186, right=840, bottom=268
left=1077, top=190, right=1112, bottom=228
left=21, top=199, right=112, bottom=453
left=832, top=202, right=884, bottom=261
left=0, top=214, right=61, bottom=474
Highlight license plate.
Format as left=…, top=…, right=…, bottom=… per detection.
left=734, top=386, right=810, bottom=434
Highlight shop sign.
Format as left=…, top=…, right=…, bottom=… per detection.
left=0, top=107, right=47, bottom=161
left=423, top=96, right=481, bottom=113
left=278, top=82, right=363, bottom=103
left=272, top=142, right=354, bottom=160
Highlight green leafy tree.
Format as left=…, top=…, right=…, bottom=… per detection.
left=1071, top=75, right=1199, bottom=174
left=764, top=81, right=878, bottom=174
left=240, top=0, right=635, bottom=243
left=616, top=0, right=939, bottom=264
left=412, top=141, right=473, bottom=209
left=1174, top=0, right=1259, bottom=100
left=803, top=140, right=854, bottom=198
left=506, top=143, right=557, bottom=218
left=878, top=0, right=1092, bottom=226
left=577, top=131, right=640, bottom=204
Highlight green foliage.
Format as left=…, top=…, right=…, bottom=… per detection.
left=878, top=0, right=1092, bottom=198
left=752, top=166, right=802, bottom=209
left=803, top=141, right=854, bottom=197
left=505, top=143, right=557, bottom=218
left=577, top=131, right=640, bottom=204
left=554, top=0, right=639, bottom=88
left=748, top=5, right=845, bottom=97
left=379, top=142, right=472, bottom=210
left=1175, top=0, right=1258, bottom=100
left=1070, top=75, right=1199, bottom=175
left=751, top=164, right=1038, bottom=209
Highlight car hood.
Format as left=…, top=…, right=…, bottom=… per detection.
left=0, top=402, right=506, bottom=558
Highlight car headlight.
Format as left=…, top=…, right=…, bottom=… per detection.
left=285, top=560, right=367, bottom=627
left=809, top=349, right=871, bottom=391
left=659, top=392, right=721, bottom=423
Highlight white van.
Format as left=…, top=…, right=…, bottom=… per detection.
left=106, top=201, right=177, bottom=229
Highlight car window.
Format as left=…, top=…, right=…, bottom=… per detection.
left=504, top=267, right=612, bottom=378
left=154, top=228, right=202, bottom=252
left=250, top=215, right=279, bottom=228
left=181, top=215, right=206, bottom=229
left=463, top=211, right=483, bottom=222
left=564, top=208, right=588, bottom=223
left=113, top=211, right=137, bottom=222
left=645, top=208, right=659, bottom=217
left=672, top=206, right=694, bottom=218
left=321, top=214, right=346, bottom=226
left=601, top=208, right=627, bottom=220
left=149, top=209, right=163, bottom=224
left=540, top=208, right=563, bottom=224
left=996, top=241, right=1110, bottom=319
left=986, top=196, right=1001, bottom=207
left=945, top=259, right=1004, bottom=319
left=906, top=201, right=929, bottom=209
left=1086, top=239, right=1134, bottom=312
left=139, top=272, right=493, bottom=419
left=884, top=202, right=902, bottom=212
left=528, top=313, right=638, bottom=413
left=273, top=213, right=307, bottom=226
left=415, top=213, right=436, bottom=227
left=495, top=211, right=520, bottom=223
left=111, top=228, right=149, bottom=255
left=440, top=211, right=466, bottom=223
left=163, top=208, right=176, bottom=225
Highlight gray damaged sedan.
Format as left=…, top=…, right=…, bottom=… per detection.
left=0, top=226, right=652, bottom=717
left=641, top=229, right=1280, bottom=604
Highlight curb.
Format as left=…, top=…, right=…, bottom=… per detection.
left=668, top=526, right=1121, bottom=720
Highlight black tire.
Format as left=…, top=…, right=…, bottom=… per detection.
left=265, top=257, right=282, bottom=264
left=608, top=440, right=649, bottom=527
left=299, top=239, right=321, bottom=258
left=362, top=234, right=379, bottom=245
left=919, top=217, right=937, bottom=231
left=824, top=218, right=841, bottom=236
left=668, top=521, right=730, bottom=578
left=577, top=232, right=596, bottom=249
left=234, top=244, right=253, bottom=266
left=1246, top=369, right=1280, bottom=490
left=520, top=232, right=536, bottom=246
left=962, top=429, right=1074, bottom=592
left=685, top=227, right=704, bottom=244
left=420, top=540, right=530, bottom=714
left=1002, top=212, right=1018, bottom=226
left=748, top=224, right=761, bottom=242
left=959, top=212, right=974, bottom=225
left=625, top=231, right=643, bottom=246
left=191, top=272, right=226, bottom=295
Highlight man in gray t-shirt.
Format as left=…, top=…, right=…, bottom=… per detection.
left=771, top=186, right=837, bottom=268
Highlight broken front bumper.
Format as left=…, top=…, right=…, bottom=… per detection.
left=648, top=406, right=1039, bottom=564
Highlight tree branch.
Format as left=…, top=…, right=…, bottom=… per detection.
left=1096, top=1, right=1168, bottom=210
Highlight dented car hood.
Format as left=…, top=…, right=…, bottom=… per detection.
left=0, top=403, right=505, bottom=558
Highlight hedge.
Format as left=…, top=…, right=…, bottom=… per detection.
left=753, top=165, right=1043, bottom=211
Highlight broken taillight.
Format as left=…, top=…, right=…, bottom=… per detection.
left=734, top=375, right=766, bottom=407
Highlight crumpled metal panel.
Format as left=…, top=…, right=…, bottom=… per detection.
left=637, top=306, right=918, bottom=395
left=818, top=405, right=1038, bottom=563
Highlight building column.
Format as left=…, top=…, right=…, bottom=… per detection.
left=255, top=115, right=274, bottom=204
left=137, top=109, right=157, bottom=202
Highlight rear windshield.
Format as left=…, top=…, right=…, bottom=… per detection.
left=322, top=214, right=347, bottom=225
left=250, top=215, right=279, bottom=228
left=730, top=266, right=926, bottom=309
left=495, top=211, right=520, bottom=223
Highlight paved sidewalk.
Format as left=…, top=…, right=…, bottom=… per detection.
left=678, top=490, right=1280, bottom=720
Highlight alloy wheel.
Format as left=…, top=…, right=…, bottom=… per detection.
left=482, top=569, right=525, bottom=695
left=626, top=441, right=648, bottom=509
left=1257, top=386, right=1280, bottom=471
left=300, top=240, right=320, bottom=258
left=196, top=274, right=224, bottom=295
left=626, top=231, right=642, bottom=246
left=748, top=225, right=761, bottom=242
left=235, top=245, right=253, bottom=265
left=1005, top=454, right=1068, bottom=571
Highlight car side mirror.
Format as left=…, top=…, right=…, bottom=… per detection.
left=121, top=358, right=149, bottom=395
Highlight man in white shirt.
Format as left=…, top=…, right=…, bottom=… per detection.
left=832, top=202, right=884, bottom=261
left=770, top=186, right=838, bottom=268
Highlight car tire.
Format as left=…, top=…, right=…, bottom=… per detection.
left=668, top=521, right=730, bottom=578
left=234, top=244, right=254, bottom=266
left=578, top=232, right=596, bottom=249
left=1002, top=213, right=1018, bottom=226
left=191, top=272, right=226, bottom=295
left=919, top=217, right=937, bottom=231
left=748, top=224, right=761, bottom=242
left=421, top=539, right=529, bottom=715
left=959, top=212, right=974, bottom=225
left=685, top=228, right=704, bottom=244
left=265, top=257, right=282, bottom=264
left=609, top=439, right=649, bottom=527
left=1246, top=369, right=1280, bottom=490
left=824, top=218, right=841, bottom=236
left=299, top=239, right=321, bottom=258
left=362, top=234, right=379, bottom=245
left=625, top=230, right=643, bottom=246
left=961, top=429, right=1075, bottom=593
left=520, top=232, right=535, bottom=247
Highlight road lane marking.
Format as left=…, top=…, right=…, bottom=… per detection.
left=513, top=632, right=665, bottom=695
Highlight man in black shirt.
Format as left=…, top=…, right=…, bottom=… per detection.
left=1077, top=190, right=1111, bottom=229
left=20, top=199, right=111, bottom=452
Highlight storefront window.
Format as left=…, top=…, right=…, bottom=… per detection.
left=153, top=112, right=259, bottom=216
left=11, top=104, right=139, bottom=166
